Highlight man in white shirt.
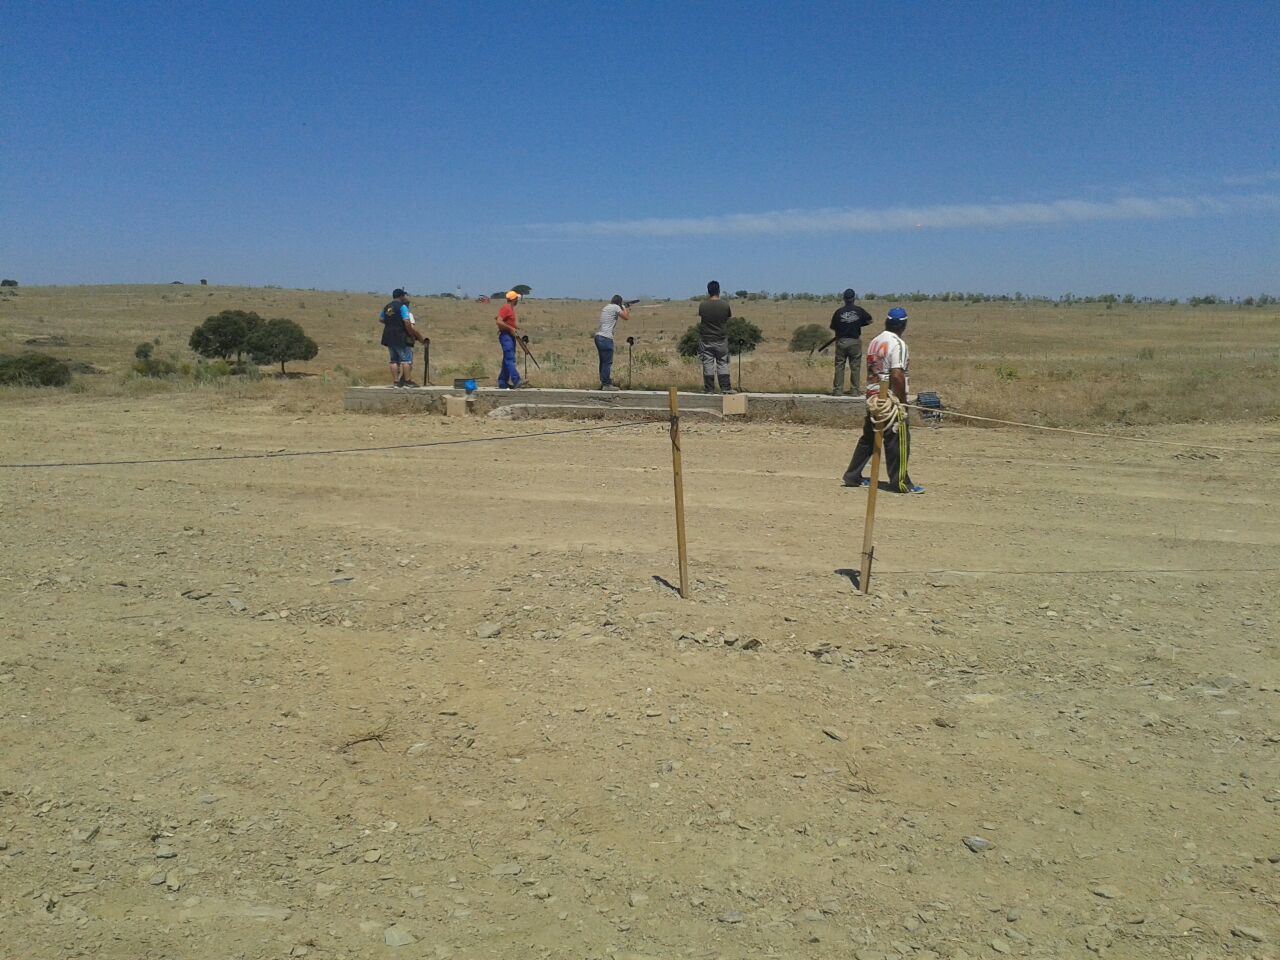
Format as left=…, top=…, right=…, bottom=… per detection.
left=841, top=307, right=924, bottom=494
left=594, top=294, right=630, bottom=390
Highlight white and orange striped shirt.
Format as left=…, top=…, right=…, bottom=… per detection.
left=864, top=330, right=909, bottom=399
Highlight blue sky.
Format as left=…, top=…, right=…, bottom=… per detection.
left=3, top=0, right=1278, bottom=298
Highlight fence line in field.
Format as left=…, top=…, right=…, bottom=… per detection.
left=0, top=419, right=665, bottom=470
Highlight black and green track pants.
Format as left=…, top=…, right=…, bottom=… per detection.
left=842, top=413, right=915, bottom=491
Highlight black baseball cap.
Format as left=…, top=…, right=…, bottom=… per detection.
left=843, top=288, right=856, bottom=301
left=393, top=288, right=408, bottom=299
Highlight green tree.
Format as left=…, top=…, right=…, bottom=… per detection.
left=245, top=318, right=318, bottom=374
left=512, top=284, right=532, bottom=296
left=734, top=289, right=749, bottom=299
left=788, top=323, right=828, bottom=352
left=0, top=279, right=18, bottom=288
left=189, top=310, right=263, bottom=361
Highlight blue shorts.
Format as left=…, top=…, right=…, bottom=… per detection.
left=388, top=344, right=413, bottom=364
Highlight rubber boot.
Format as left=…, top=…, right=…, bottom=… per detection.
left=702, top=375, right=715, bottom=393
left=718, top=374, right=735, bottom=395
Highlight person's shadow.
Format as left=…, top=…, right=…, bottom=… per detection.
left=834, top=568, right=862, bottom=589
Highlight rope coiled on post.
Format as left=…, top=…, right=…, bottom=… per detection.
left=867, top=390, right=903, bottom=431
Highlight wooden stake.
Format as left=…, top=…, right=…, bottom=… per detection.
left=668, top=387, right=691, bottom=598
left=858, top=379, right=888, bottom=594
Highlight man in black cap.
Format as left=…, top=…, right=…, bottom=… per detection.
left=379, top=288, right=426, bottom=387
left=825, top=288, right=873, bottom=395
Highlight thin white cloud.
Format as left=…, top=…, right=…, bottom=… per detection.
left=1222, top=171, right=1280, bottom=187
left=527, top=192, right=1280, bottom=238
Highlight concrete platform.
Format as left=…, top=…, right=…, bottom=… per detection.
left=344, top=385, right=866, bottom=424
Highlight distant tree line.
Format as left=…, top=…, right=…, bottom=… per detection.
left=690, top=289, right=1278, bottom=307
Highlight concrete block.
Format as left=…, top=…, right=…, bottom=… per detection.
left=444, top=395, right=471, bottom=417
left=722, top=393, right=749, bottom=416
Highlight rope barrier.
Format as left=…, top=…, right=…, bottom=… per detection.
left=903, top=402, right=1277, bottom=456
left=3, top=396, right=1272, bottom=468
left=0, top=419, right=665, bottom=470
left=881, top=565, right=1280, bottom=577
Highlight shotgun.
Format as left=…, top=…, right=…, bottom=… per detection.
left=812, top=335, right=837, bottom=356
left=517, top=334, right=542, bottom=370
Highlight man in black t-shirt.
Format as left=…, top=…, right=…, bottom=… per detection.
left=697, top=280, right=734, bottom=394
left=827, top=287, right=873, bottom=395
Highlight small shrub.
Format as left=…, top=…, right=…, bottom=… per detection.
left=677, top=326, right=700, bottom=358
left=995, top=363, right=1020, bottom=381
left=132, top=356, right=177, bottom=378
left=728, top=317, right=763, bottom=354
left=678, top=318, right=762, bottom=357
left=0, top=352, right=72, bottom=386
left=789, top=323, right=828, bottom=352
left=1136, top=347, right=1155, bottom=361
left=134, top=342, right=154, bottom=360
left=192, top=359, right=233, bottom=381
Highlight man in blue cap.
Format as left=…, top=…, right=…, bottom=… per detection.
left=842, top=307, right=924, bottom=494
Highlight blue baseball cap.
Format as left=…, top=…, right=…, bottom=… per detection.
left=887, top=307, right=908, bottom=321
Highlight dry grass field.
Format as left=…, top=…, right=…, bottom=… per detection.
left=2, top=285, right=1279, bottom=959
left=1, top=284, right=1277, bottom=427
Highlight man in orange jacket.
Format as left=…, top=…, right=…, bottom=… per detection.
left=495, top=291, right=523, bottom=388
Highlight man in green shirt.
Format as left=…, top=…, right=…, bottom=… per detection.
left=697, top=280, right=734, bottom=394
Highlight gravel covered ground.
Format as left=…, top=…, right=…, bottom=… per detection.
left=2, top=392, right=1278, bottom=959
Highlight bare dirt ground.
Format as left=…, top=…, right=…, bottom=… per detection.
left=2, top=390, right=1278, bottom=959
